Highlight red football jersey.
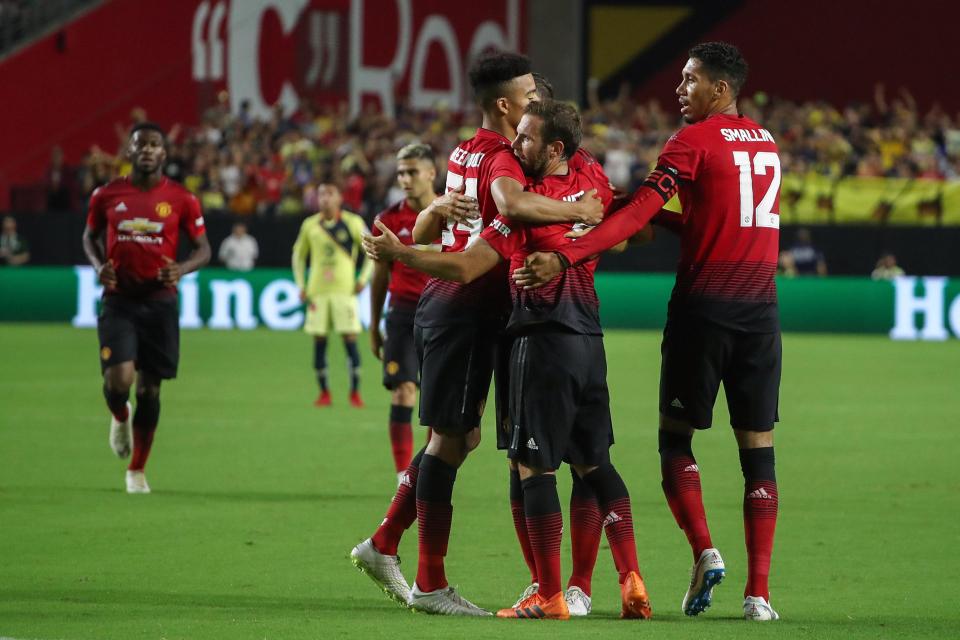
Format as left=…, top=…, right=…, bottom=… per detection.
left=481, top=161, right=614, bottom=335
left=372, top=199, right=434, bottom=312
left=661, top=114, right=780, bottom=330
left=87, top=177, right=206, bottom=297
left=416, top=127, right=526, bottom=327
left=559, top=113, right=781, bottom=331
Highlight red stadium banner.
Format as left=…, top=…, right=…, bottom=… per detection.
left=0, top=0, right=525, bottom=207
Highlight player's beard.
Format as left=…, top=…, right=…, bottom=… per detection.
left=525, top=147, right=550, bottom=180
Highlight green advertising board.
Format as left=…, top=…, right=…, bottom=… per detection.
left=1, top=267, right=959, bottom=339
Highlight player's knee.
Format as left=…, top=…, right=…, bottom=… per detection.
left=517, top=463, right=553, bottom=480
left=393, top=382, right=416, bottom=406
left=733, top=428, right=774, bottom=449
left=571, top=463, right=598, bottom=478
left=104, top=365, right=135, bottom=393
left=463, top=427, right=481, bottom=455
left=659, top=413, right=696, bottom=436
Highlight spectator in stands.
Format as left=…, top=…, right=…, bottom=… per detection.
left=0, top=216, right=30, bottom=266
left=871, top=252, right=905, bottom=280
left=218, top=222, right=259, bottom=272
left=45, top=146, right=76, bottom=211
left=789, top=228, right=828, bottom=276
left=777, top=250, right=798, bottom=278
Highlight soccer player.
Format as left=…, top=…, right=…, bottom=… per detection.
left=364, top=100, right=653, bottom=621
left=369, top=143, right=439, bottom=482
left=292, top=183, right=373, bottom=408
left=81, top=122, right=211, bottom=494
left=349, top=52, right=602, bottom=616
left=513, top=42, right=783, bottom=621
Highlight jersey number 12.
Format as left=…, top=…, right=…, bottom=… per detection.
left=733, top=151, right=780, bottom=229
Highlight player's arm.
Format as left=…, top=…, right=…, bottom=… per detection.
left=160, top=233, right=211, bottom=286
left=352, top=218, right=374, bottom=293
left=412, top=184, right=479, bottom=244
left=651, top=209, right=683, bottom=235
left=368, top=258, right=389, bottom=360
left=490, top=176, right=603, bottom=225
left=159, top=196, right=211, bottom=286
left=82, top=189, right=117, bottom=288
left=365, top=220, right=501, bottom=284
left=291, top=221, right=310, bottom=300
left=513, top=168, right=679, bottom=288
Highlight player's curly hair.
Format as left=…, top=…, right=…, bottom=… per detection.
left=525, top=100, right=581, bottom=160
left=468, top=51, right=532, bottom=109
left=689, top=42, right=748, bottom=96
left=129, top=121, right=166, bottom=141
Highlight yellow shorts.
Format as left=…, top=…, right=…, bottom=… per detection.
left=303, top=293, right=361, bottom=336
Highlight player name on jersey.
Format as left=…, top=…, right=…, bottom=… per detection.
left=720, top=128, right=775, bottom=143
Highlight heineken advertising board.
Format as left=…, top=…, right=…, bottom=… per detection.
left=1, top=267, right=959, bottom=340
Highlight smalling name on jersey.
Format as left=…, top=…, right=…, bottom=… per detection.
left=720, top=128, right=776, bottom=143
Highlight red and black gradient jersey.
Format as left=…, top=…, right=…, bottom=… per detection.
left=415, top=127, right=526, bottom=327
left=557, top=113, right=781, bottom=332
left=372, top=199, right=436, bottom=314
left=87, top=177, right=206, bottom=298
left=480, top=161, right=614, bottom=336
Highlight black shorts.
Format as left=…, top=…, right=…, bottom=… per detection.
left=382, top=310, right=419, bottom=389
left=507, top=332, right=613, bottom=470
left=659, top=315, right=781, bottom=430
left=97, top=295, right=180, bottom=379
left=415, top=322, right=503, bottom=433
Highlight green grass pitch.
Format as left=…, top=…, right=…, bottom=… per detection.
left=0, top=324, right=958, bottom=639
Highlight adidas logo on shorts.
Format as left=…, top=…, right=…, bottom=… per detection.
left=526, top=438, right=538, bottom=450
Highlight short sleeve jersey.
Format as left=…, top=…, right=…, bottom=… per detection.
left=415, top=128, right=526, bottom=327
left=657, top=113, right=781, bottom=331
left=86, top=177, right=205, bottom=298
left=373, top=199, right=437, bottom=314
left=480, top=162, right=614, bottom=335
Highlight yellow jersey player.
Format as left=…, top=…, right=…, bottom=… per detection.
left=293, top=182, right=373, bottom=407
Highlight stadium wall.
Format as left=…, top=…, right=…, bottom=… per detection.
left=3, top=267, right=960, bottom=340
left=0, top=0, right=525, bottom=208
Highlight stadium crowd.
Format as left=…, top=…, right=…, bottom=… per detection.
left=37, top=83, right=960, bottom=224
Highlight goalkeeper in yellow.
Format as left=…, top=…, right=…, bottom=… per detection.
left=293, top=183, right=374, bottom=408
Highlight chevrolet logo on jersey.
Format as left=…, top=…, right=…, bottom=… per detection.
left=118, top=218, right=164, bottom=234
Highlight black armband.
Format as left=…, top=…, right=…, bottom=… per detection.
left=642, top=165, right=680, bottom=203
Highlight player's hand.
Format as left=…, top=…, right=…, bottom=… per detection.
left=512, top=252, right=564, bottom=289
left=157, top=256, right=181, bottom=286
left=97, top=259, right=118, bottom=289
left=429, top=184, right=479, bottom=224
left=299, top=289, right=309, bottom=303
left=564, top=226, right=593, bottom=239
left=370, top=327, right=384, bottom=360
left=573, top=189, right=604, bottom=226
left=354, top=281, right=365, bottom=294
left=363, top=220, right=406, bottom=262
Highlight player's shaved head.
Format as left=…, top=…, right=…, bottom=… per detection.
left=469, top=51, right=533, bottom=110
left=533, top=72, right=555, bottom=100
left=688, top=42, right=748, bottom=96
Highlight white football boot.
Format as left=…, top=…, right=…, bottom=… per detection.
left=564, top=586, right=592, bottom=616
left=125, top=470, right=150, bottom=494
left=682, top=547, right=725, bottom=615
left=109, top=401, right=133, bottom=458
left=408, top=583, right=491, bottom=616
left=744, top=595, right=779, bottom=621
left=349, top=538, right=411, bottom=606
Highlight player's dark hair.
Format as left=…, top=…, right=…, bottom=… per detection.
left=468, top=51, right=532, bottom=109
left=525, top=100, right=581, bottom=160
left=129, top=121, right=166, bottom=141
left=689, top=41, right=748, bottom=96
left=532, top=72, right=554, bottom=100
left=397, top=143, right=434, bottom=163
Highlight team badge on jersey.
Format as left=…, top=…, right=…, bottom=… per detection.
left=155, top=202, right=172, bottom=218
